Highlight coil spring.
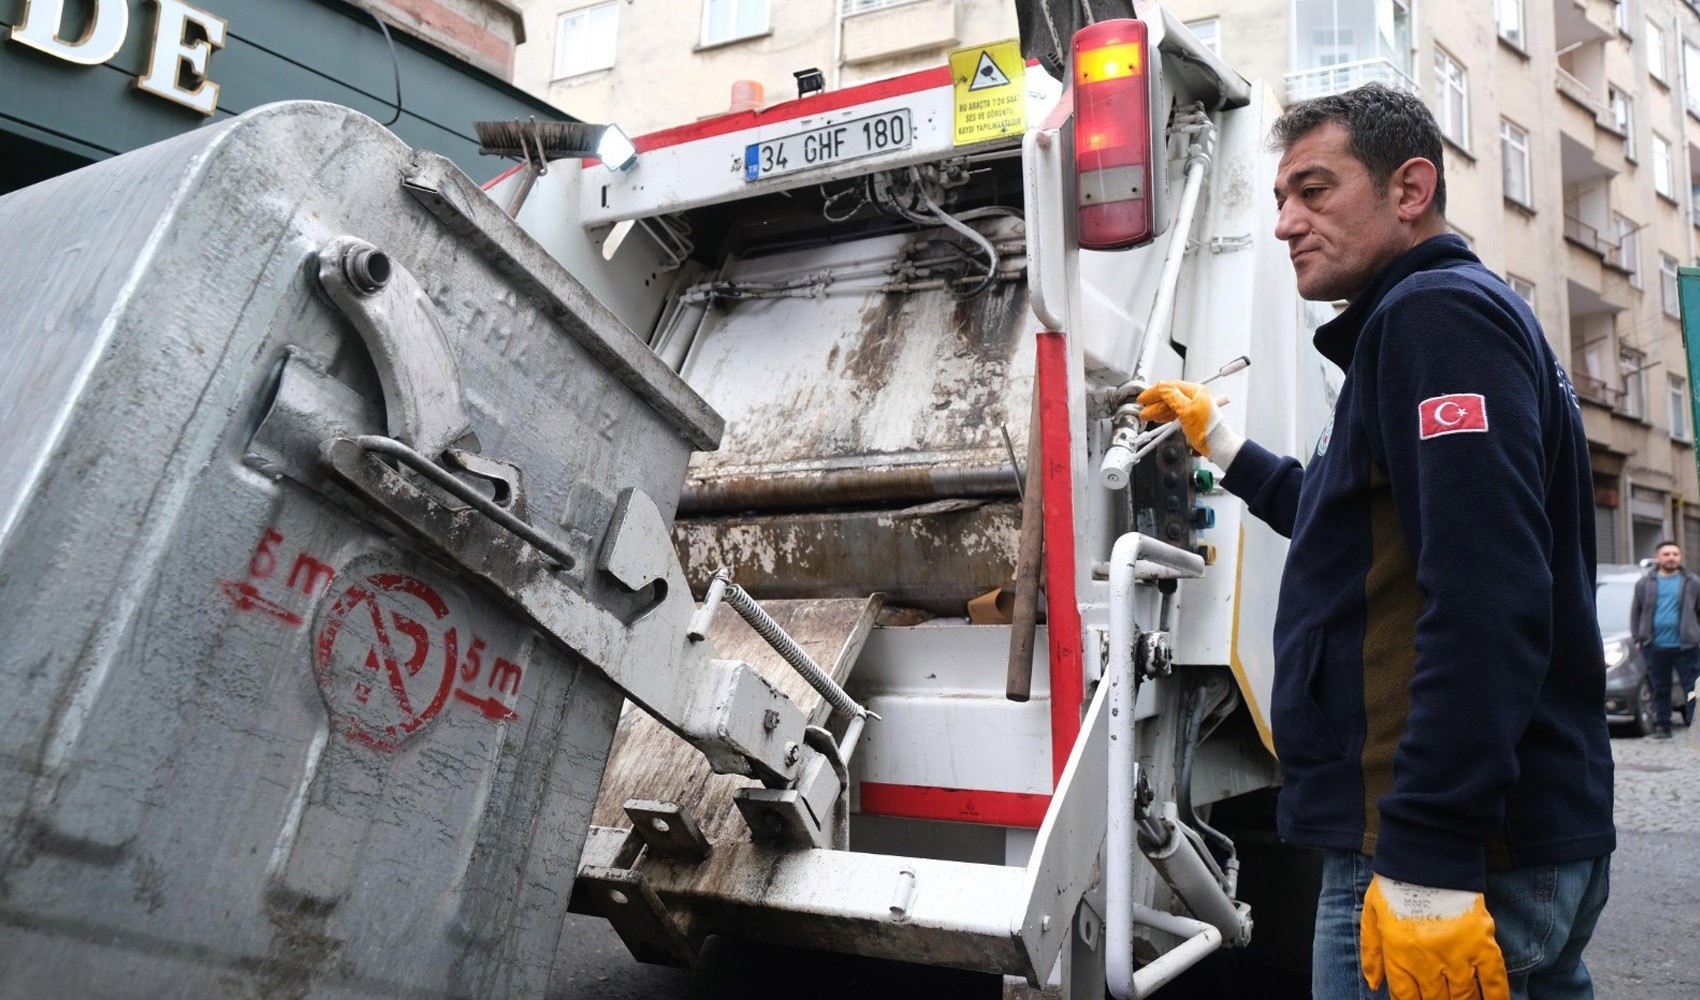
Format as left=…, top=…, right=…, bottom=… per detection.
left=723, top=583, right=860, bottom=720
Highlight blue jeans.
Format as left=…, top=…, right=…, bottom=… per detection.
left=1313, top=850, right=1611, bottom=1000
left=1642, top=645, right=1700, bottom=730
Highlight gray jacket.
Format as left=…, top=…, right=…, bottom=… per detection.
left=1630, top=567, right=1700, bottom=648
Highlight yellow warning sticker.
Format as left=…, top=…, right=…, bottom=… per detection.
left=950, top=39, right=1026, bottom=146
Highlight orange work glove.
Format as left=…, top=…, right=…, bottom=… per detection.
left=1361, top=874, right=1510, bottom=1000
left=1136, top=380, right=1244, bottom=466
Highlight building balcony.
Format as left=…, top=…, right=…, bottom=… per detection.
left=1555, top=66, right=1611, bottom=128
left=1285, top=58, right=1418, bottom=104
left=1555, top=0, right=1614, bottom=50
left=1559, top=130, right=1617, bottom=202
left=1564, top=214, right=1617, bottom=258
left=1572, top=373, right=1626, bottom=409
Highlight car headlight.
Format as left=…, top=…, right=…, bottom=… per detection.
left=1603, top=639, right=1629, bottom=668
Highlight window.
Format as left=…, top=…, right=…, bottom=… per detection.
left=1622, top=347, right=1647, bottom=418
left=1663, top=254, right=1682, bottom=317
left=1616, top=0, right=1631, bottom=35
left=1501, top=119, right=1530, bottom=206
left=1496, top=0, right=1524, bottom=48
left=1597, top=476, right=1622, bottom=560
left=1508, top=274, right=1536, bottom=306
left=1631, top=485, right=1670, bottom=559
left=1613, top=213, right=1642, bottom=286
left=1672, top=375, right=1691, bottom=440
left=1649, top=20, right=1668, bottom=82
left=703, top=0, right=768, bottom=46
left=1685, top=42, right=1700, bottom=114
left=554, top=2, right=617, bottom=79
left=1574, top=320, right=1612, bottom=401
left=1609, top=87, right=1635, bottom=158
left=1185, top=18, right=1220, bottom=56
left=1434, top=47, right=1468, bottom=147
left=1653, top=133, right=1674, bottom=198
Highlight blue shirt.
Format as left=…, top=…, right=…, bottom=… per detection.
left=1653, top=573, right=1684, bottom=648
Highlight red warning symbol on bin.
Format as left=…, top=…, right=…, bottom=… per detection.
left=314, top=573, right=461, bottom=750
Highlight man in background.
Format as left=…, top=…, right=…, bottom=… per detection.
left=1630, top=540, right=1700, bottom=738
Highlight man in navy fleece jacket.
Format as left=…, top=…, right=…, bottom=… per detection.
left=1140, top=86, right=1613, bottom=1000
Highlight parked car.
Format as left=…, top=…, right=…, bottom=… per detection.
left=1595, top=563, right=1683, bottom=737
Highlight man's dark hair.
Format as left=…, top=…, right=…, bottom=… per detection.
left=1269, top=83, right=1447, bottom=218
left=1656, top=540, right=1682, bottom=551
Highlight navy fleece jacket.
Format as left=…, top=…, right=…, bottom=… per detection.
left=1222, top=234, right=1615, bottom=890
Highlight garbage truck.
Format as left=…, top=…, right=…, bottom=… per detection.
left=0, top=2, right=1336, bottom=996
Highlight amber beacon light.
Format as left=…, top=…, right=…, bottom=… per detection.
left=1072, top=19, right=1154, bottom=250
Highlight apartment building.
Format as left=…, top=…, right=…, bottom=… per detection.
left=512, top=0, right=1020, bottom=135
left=509, top=0, right=1700, bottom=562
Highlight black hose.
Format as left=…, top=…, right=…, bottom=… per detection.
left=359, top=4, right=404, bottom=127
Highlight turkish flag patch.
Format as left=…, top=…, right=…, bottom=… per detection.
left=1418, top=393, right=1489, bottom=439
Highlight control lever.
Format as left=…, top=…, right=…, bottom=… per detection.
left=1100, top=355, right=1249, bottom=489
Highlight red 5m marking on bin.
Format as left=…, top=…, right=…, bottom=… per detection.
left=315, top=573, right=462, bottom=750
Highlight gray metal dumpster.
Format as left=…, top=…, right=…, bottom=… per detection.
left=0, top=101, right=720, bottom=997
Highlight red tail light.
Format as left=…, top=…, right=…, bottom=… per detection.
left=1073, top=19, right=1153, bottom=250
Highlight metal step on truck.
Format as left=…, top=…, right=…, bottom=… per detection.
left=0, top=1, right=1337, bottom=996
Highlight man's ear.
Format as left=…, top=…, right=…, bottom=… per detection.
left=1389, top=156, right=1439, bottom=223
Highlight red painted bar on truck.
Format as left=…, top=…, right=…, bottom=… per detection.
left=626, top=65, right=954, bottom=153
left=1036, top=330, right=1084, bottom=785
left=574, top=57, right=1041, bottom=170
left=481, top=162, right=524, bottom=190
left=624, top=58, right=1038, bottom=154
left=482, top=69, right=954, bottom=185
left=859, top=782, right=1049, bottom=829
left=845, top=337, right=1082, bottom=828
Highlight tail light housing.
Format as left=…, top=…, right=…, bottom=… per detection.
left=1073, top=19, right=1154, bottom=250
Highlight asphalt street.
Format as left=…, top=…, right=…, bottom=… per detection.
left=557, top=730, right=1700, bottom=998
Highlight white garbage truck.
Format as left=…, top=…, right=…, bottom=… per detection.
left=0, top=2, right=1336, bottom=996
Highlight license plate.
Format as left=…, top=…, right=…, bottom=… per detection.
left=744, top=110, right=913, bottom=182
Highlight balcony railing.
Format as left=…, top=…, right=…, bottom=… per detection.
left=1564, top=214, right=1621, bottom=262
left=1555, top=66, right=1611, bottom=125
left=1571, top=372, right=1626, bottom=408
left=1285, top=58, right=1418, bottom=103
left=1604, top=242, right=1634, bottom=272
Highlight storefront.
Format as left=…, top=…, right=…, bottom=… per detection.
left=1, top=0, right=562, bottom=195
